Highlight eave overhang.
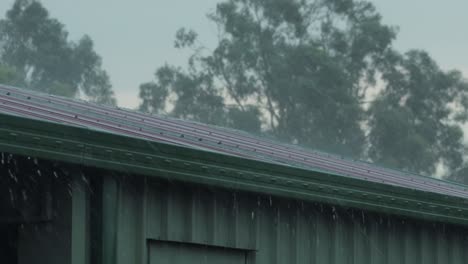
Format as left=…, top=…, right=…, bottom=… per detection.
left=1, top=113, right=468, bottom=226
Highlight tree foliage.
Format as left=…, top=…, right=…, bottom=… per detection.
left=139, top=0, right=468, bottom=179
left=140, top=0, right=395, bottom=157
left=0, top=0, right=116, bottom=105
left=369, top=50, right=468, bottom=175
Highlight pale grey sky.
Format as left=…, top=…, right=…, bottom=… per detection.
left=0, top=0, right=467, bottom=108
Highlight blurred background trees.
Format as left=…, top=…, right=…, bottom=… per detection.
left=139, top=0, right=396, bottom=158
left=0, top=0, right=116, bottom=105
left=139, top=0, right=468, bottom=178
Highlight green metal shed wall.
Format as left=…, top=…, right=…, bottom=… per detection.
left=101, top=174, right=468, bottom=264
left=0, top=155, right=91, bottom=264
left=3, top=154, right=468, bottom=264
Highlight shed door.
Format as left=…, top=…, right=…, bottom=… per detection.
left=148, top=241, right=246, bottom=264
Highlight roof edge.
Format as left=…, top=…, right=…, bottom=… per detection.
left=1, top=113, right=468, bottom=226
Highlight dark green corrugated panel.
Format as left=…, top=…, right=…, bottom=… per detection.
left=108, top=175, right=468, bottom=264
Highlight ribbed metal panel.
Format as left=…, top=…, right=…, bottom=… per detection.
left=1, top=84, right=467, bottom=199
left=108, top=175, right=468, bottom=264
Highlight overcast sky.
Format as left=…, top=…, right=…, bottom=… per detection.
left=0, top=0, right=467, bottom=108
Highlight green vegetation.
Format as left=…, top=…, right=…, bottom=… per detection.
left=139, top=0, right=468, bottom=178
left=0, top=0, right=116, bottom=105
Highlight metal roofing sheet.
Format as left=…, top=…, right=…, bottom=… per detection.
left=1, top=84, right=467, bottom=198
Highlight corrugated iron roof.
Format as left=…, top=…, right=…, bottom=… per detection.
left=1, top=84, right=467, bottom=199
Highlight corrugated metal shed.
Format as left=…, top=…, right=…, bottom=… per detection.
left=0, top=84, right=466, bottom=199
left=3, top=84, right=468, bottom=264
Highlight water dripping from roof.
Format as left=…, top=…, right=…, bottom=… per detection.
left=8, top=169, right=17, bottom=182
left=22, top=189, right=27, bottom=201
left=9, top=188, right=14, bottom=206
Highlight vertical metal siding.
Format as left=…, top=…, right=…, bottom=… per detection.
left=106, top=175, right=468, bottom=264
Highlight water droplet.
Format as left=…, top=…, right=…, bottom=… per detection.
left=9, top=188, right=15, bottom=206
left=82, top=174, right=89, bottom=186
left=8, top=169, right=17, bottom=182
